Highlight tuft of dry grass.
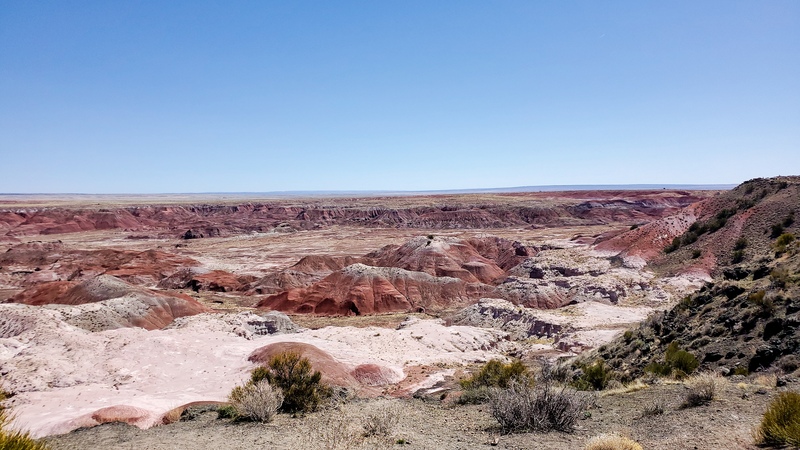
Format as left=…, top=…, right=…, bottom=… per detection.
left=754, top=391, right=800, bottom=447
left=681, top=373, right=725, bottom=408
left=361, top=403, right=400, bottom=438
left=0, top=409, right=50, bottom=450
left=585, top=433, right=643, bottom=450
left=601, top=380, right=648, bottom=397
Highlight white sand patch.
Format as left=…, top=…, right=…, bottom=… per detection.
left=0, top=306, right=509, bottom=437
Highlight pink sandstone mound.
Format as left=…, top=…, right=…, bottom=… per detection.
left=257, top=264, right=495, bottom=315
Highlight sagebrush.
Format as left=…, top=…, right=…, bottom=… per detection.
left=228, top=380, right=283, bottom=422
left=488, top=380, right=592, bottom=433
left=251, top=351, right=332, bottom=414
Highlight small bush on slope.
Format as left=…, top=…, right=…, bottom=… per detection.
left=573, top=360, right=612, bottom=391
left=251, top=351, right=332, bottom=414
left=756, top=391, right=800, bottom=447
left=585, top=434, right=643, bottom=450
left=645, top=342, right=698, bottom=379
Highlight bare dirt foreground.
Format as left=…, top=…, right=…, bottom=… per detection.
left=44, top=379, right=794, bottom=450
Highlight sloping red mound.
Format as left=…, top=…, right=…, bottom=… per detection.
left=0, top=243, right=199, bottom=287
left=6, top=281, right=77, bottom=306
left=248, top=342, right=359, bottom=389
left=351, top=364, right=397, bottom=386
left=8, top=275, right=211, bottom=330
left=66, top=405, right=158, bottom=431
left=372, top=236, right=506, bottom=284
left=257, top=264, right=495, bottom=315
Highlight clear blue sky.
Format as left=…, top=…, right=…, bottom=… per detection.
left=1, top=1, right=798, bottom=193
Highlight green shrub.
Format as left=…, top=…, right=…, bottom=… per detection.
left=0, top=409, right=50, bottom=450
left=771, top=224, right=786, bottom=239
left=733, top=366, right=749, bottom=376
left=459, top=359, right=529, bottom=403
left=755, top=391, right=800, bottom=447
left=573, top=360, right=611, bottom=391
left=645, top=342, right=698, bottom=379
left=664, top=236, right=681, bottom=254
left=731, top=249, right=744, bottom=263
left=734, top=238, right=748, bottom=251
left=251, top=351, right=332, bottom=414
left=774, top=233, right=796, bottom=255
left=691, top=249, right=702, bottom=259
left=460, top=359, right=529, bottom=391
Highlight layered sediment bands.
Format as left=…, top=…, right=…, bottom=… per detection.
left=0, top=243, right=200, bottom=288
left=257, top=264, right=496, bottom=315
left=371, top=236, right=508, bottom=284
left=7, top=275, right=211, bottom=331
left=0, top=190, right=707, bottom=238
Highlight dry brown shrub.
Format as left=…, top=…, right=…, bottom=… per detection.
left=228, top=380, right=283, bottom=422
left=362, top=403, right=400, bottom=437
left=681, top=372, right=724, bottom=408
left=585, top=433, right=643, bottom=450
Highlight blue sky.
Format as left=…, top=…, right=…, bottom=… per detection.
left=1, top=1, right=798, bottom=193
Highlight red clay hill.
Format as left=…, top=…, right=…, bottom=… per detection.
left=256, top=236, right=530, bottom=315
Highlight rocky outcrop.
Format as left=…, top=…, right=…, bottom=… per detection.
left=257, top=264, right=496, bottom=315
left=157, top=268, right=255, bottom=292
left=448, top=298, right=565, bottom=340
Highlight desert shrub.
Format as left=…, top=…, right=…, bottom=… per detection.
left=733, top=366, right=750, bottom=376
left=771, top=224, right=786, bottom=239
left=537, top=359, right=572, bottom=384
left=640, top=400, right=665, bottom=417
left=228, top=380, right=283, bottom=422
left=681, top=373, right=722, bottom=408
left=734, top=237, right=748, bottom=251
left=731, top=249, right=744, bottom=263
left=629, top=224, right=638, bottom=230
left=774, top=233, right=796, bottom=255
left=770, top=268, right=790, bottom=288
left=779, top=355, right=800, bottom=374
left=784, top=212, right=795, bottom=227
left=0, top=409, right=49, bottom=450
left=361, top=403, right=400, bottom=437
left=459, top=359, right=530, bottom=403
left=645, top=342, right=698, bottom=379
left=573, top=360, right=611, bottom=391
left=755, top=391, right=800, bottom=447
left=691, top=249, right=702, bottom=259
left=585, top=433, right=643, bottom=450
left=251, top=351, right=332, bottom=414
left=664, top=236, right=681, bottom=254
left=488, top=380, right=592, bottom=433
